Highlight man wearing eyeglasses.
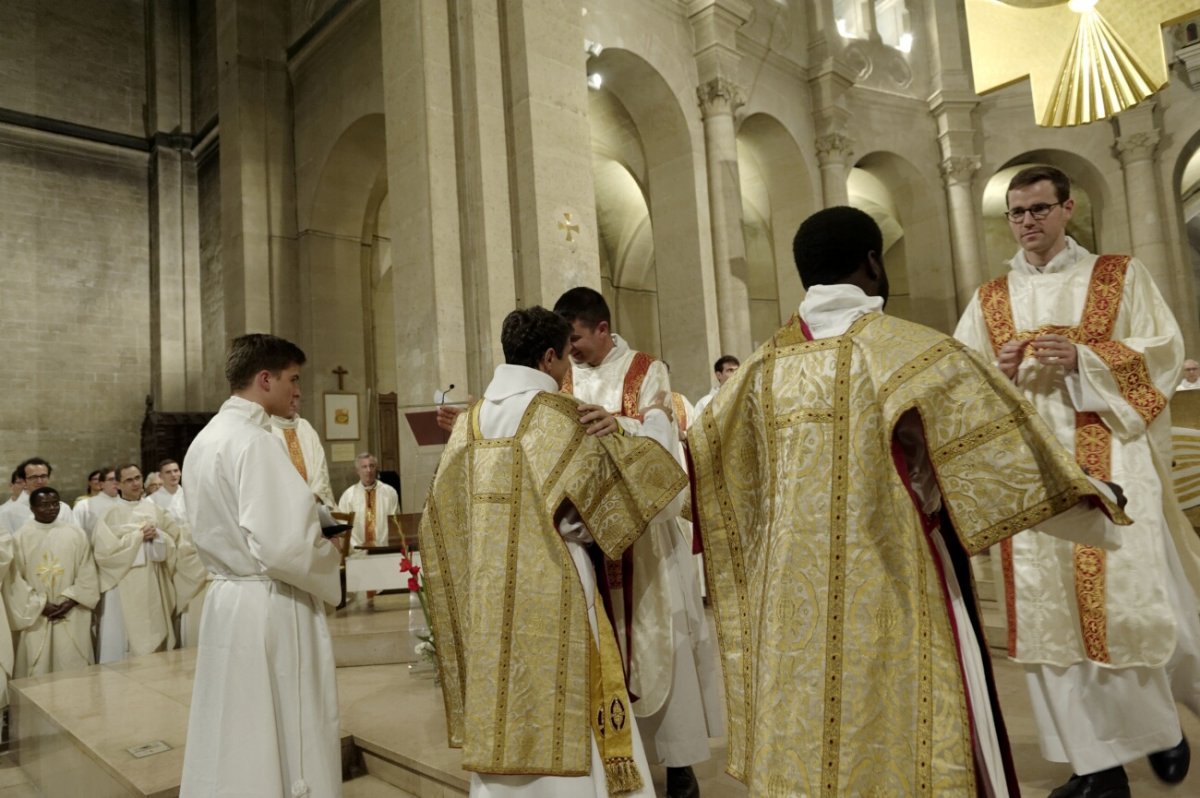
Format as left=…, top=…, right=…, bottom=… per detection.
left=0, top=458, right=76, bottom=534
left=956, top=164, right=1200, bottom=797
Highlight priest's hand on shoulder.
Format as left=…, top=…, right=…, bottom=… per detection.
left=639, top=390, right=674, bottom=423
left=578, top=403, right=619, bottom=437
left=436, top=403, right=465, bottom=433
left=996, top=340, right=1030, bottom=381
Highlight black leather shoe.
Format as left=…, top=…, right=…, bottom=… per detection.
left=1047, top=766, right=1129, bottom=798
left=666, top=765, right=700, bottom=798
left=1148, top=735, right=1190, bottom=784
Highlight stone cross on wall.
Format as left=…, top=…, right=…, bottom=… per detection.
left=332, top=366, right=348, bottom=390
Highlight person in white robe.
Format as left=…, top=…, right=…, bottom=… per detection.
left=272, top=397, right=335, bottom=507
left=93, top=464, right=179, bottom=662
left=7, top=470, right=23, bottom=506
left=73, top=466, right=120, bottom=541
left=553, top=287, right=723, bottom=797
left=13, top=487, right=100, bottom=677
left=0, top=458, right=76, bottom=534
left=691, top=355, right=739, bottom=417
left=0, top=511, right=45, bottom=710
left=180, top=333, right=341, bottom=798
left=955, top=165, right=1200, bottom=795
left=1179, top=359, right=1200, bottom=391
left=337, top=453, right=398, bottom=551
left=149, top=459, right=184, bottom=513
left=463, top=306, right=662, bottom=798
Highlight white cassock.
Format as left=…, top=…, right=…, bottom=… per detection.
left=570, top=334, right=724, bottom=767
left=0, top=532, right=45, bottom=708
left=337, top=481, right=399, bottom=551
left=0, top=492, right=75, bottom=535
left=469, top=364, right=656, bottom=798
left=93, top=498, right=179, bottom=661
left=272, top=415, right=336, bottom=507
left=956, top=238, right=1200, bottom=773
left=150, top=485, right=184, bottom=514
left=73, top=492, right=120, bottom=542
left=179, top=395, right=341, bottom=798
left=13, top=518, right=100, bottom=677
left=692, top=386, right=718, bottom=417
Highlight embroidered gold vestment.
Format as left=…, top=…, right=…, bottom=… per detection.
left=420, top=392, right=687, bottom=778
left=690, top=312, right=1125, bottom=797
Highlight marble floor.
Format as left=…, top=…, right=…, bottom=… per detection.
left=8, top=596, right=1200, bottom=797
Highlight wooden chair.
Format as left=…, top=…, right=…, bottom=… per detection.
left=329, top=511, right=355, bottom=609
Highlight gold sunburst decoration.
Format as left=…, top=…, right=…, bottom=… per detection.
left=964, top=0, right=1200, bottom=127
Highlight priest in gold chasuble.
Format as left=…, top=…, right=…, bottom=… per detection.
left=691, top=208, right=1129, bottom=798
left=956, top=165, right=1200, bottom=793
left=421, top=307, right=687, bottom=797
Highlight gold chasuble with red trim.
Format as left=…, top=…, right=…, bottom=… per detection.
left=689, top=312, right=1126, bottom=796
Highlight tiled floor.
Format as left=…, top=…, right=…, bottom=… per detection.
left=0, top=755, right=40, bottom=797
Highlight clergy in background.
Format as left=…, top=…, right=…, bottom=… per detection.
left=0, top=493, right=45, bottom=712
left=691, top=355, right=739, bottom=417
left=180, top=333, right=341, bottom=798
left=956, top=165, right=1200, bottom=795
left=422, top=306, right=687, bottom=797
left=93, top=464, right=179, bottom=662
left=0, top=458, right=76, bottom=534
left=13, top=487, right=99, bottom=677
left=271, top=395, right=335, bottom=506
left=338, top=452, right=398, bottom=550
left=149, top=459, right=185, bottom=516
left=1179, top=359, right=1200, bottom=391
left=553, top=287, right=722, bottom=798
left=73, top=466, right=120, bottom=541
left=690, top=206, right=1130, bottom=797
left=7, top=470, right=23, bottom=506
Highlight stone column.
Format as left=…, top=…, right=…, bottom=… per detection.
left=815, top=132, right=854, bottom=208
left=697, top=77, right=753, bottom=357
left=939, top=155, right=984, bottom=309
left=1114, top=129, right=1175, bottom=295
left=689, top=0, right=754, bottom=358
left=147, top=0, right=203, bottom=410
left=501, top=0, right=601, bottom=306
left=214, top=0, right=298, bottom=340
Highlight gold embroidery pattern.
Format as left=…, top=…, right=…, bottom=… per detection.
left=621, top=352, right=656, bottom=419
left=819, top=330, right=855, bottom=798
left=282, top=427, right=308, bottom=482
left=775, top=408, right=835, bottom=427
left=929, top=406, right=1032, bottom=467
left=1074, top=411, right=1112, bottom=663
left=876, top=339, right=960, bottom=406
left=363, top=487, right=376, bottom=546
left=1000, top=538, right=1018, bottom=657
left=1091, top=340, right=1167, bottom=425
left=672, top=392, right=689, bottom=434
left=489, top=447, right=522, bottom=766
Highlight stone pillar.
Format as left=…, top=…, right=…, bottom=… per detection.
left=379, top=0, right=468, bottom=408
left=147, top=0, right=203, bottom=410
left=815, top=132, right=854, bottom=207
left=501, top=0, right=600, bottom=306
left=940, top=155, right=984, bottom=309
left=1114, top=129, right=1175, bottom=295
left=689, top=0, right=754, bottom=358
left=214, top=0, right=298, bottom=340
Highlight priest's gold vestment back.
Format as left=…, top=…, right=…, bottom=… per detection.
left=420, top=392, right=687, bottom=777
left=690, top=312, right=1124, bottom=797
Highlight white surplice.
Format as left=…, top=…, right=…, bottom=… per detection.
left=0, top=532, right=45, bottom=708
left=74, top=492, right=120, bottom=541
left=150, top=485, right=184, bottom=514
left=469, top=364, right=656, bottom=798
left=179, top=395, right=342, bottom=798
left=93, top=497, right=179, bottom=660
left=0, top=492, right=75, bottom=535
left=272, top=414, right=336, bottom=507
left=570, top=334, right=723, bottom=767
left=13, top=519, right=99, bottom=677
left=955, top=239, right=1200, bottom=773
left=337, top=480, right=399, bottom=551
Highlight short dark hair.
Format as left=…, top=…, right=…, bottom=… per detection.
left=99, top=465, right=117, bottom=480
left=501, top=307, right=573, bottom=369
left=116, top=463, right=142, bottom=480
left=225, top=334, right=307, bottom=391
left=20, top=457, right=51, bottom=479
left=11, top=469, right=22, bottom=485
left=792, top=206, right=883, bottom=289
left=714, top=355, right=740, bottom=373
left=1007, top=165, right=1071, bottom=204
left=87, top=470, right=102, bottom=482
left=29, top=486, right=60, bottom=503
left=553, top=287, right=611, bottom=328
left=158, top=458, right=179, bottom=470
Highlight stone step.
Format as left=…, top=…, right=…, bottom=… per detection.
left=343, top=773, right=418, bottom=798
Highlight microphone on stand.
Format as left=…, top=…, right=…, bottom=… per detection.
left=438, top=384, right=455, bottom=405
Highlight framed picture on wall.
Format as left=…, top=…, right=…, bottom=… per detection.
left=324, top=393, right=360, bottom=440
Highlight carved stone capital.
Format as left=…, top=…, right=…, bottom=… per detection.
left=814, top=132, right=854, bottom=166
left=696, top=77, right=744, bottom=117
left=940, top=155, right=981, bottom=186
left=1114, top=130, right=1160, bottom=163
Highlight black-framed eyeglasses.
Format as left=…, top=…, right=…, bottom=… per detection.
left=1006, top=202, right=1063, bottom=222
left=25, top=473, right=50, bottom=482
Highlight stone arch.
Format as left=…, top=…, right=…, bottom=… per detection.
left=736, top=112, right=817, bottom=343
left=979, top=149, right=1112, bottom=280
left=849, top=150, right=951, bottom=328
left=300, top=113, right=389, bottom=469
left=1172, top=128, right=1200, bottom=322
left=586, top=47, right=714, bottom=397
